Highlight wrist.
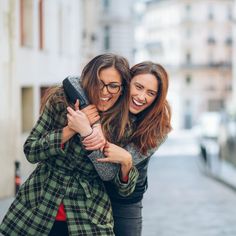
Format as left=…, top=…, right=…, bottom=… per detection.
left=121, top=154, right=132, bottom=178
left=80, top=128, right=93, bottom=138
left=122, top=153, right=132, bottom=167
left=121, top=175, right=129, bottom=183
left=92, top=120, right=101, bottom=127
left=62, top=126, right=76, bottom=144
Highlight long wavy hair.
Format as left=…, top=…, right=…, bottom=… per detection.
left=80, top=53, right=131, bottom=142
left=130, top=61, right=172, bottom=154
left=40, top=53, right=131, bottom=143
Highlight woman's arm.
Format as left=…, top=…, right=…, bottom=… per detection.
left=98, top=142, right=133, bottom=179
left=96, top=142, right=139, bottom=197
left=24, top=95, right=95, bottom=164
left=98, top=139, right=167, bottom=197
left=24, top=101, right=72, bottom=164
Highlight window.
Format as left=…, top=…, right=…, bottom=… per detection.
left=21, top=87, right=34, bottom=133
left=104, top=25, right=110, bottom=50
left=184, top=4, right=191, bottom=20
left=185, top=4, right=191, bottom=12
left=185, top=75, right=192, bottom=85
left=91, top=33, right=97, bottom=42
left=40, top=86, right=50, bottom=102
left=208, top=6, right=214, bottom=20
left=40, top=86, right=57, bottom=113
left=227, top=6, right=232, bottom=20
left=20, top=0, right=34, bottom=47
left=103, top=0, right=110, bottom=10
left=207, top=37, right=216, bottom=45
left=225, top=37, right=232, bottom=46
left=208, top=99, right=224, bottom=111
left=184, top=100, right=192, bottom=129
left=186, top=52, right=191, bottom=64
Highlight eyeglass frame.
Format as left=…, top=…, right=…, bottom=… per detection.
left=99, top=80, right=123, bottom=94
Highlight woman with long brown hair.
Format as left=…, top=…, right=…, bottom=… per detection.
left=0, top=54, right=139, bottom=236
left=93, top=61, right=172, bottom=236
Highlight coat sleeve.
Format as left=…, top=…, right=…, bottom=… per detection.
left=23, top=100, right=70, bottom=164
left=112, top=165, right=139, bottom=197
left=111, top=137, right=167, bottom=197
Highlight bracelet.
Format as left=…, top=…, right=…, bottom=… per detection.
left=81, top=128, right=93, bottom=138
left=92, top=122, right=101, bottom=128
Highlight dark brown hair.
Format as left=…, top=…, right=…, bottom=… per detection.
left=81, top=53, right=131, bottom=142
left=130, top=61, right=172, bottom=154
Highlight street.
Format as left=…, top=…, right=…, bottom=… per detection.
left=0, top=131, right=236, bottom=236
left=142, top=132, right=236, bottom=236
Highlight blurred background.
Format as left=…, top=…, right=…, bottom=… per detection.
left=0, top=0, right=236, bottom=234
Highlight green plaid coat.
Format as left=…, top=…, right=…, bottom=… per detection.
left=0, top=90, right=138, bottom=236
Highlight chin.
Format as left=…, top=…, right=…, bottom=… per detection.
left=97, top=104, right=110, bottom=112
left=129, top=105, right=143, bottom=114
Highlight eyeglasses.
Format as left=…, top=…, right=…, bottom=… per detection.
left=99, top=80, right=122, bottom=94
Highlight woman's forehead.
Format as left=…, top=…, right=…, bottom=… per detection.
left=132, top=74, right=158, bottom=91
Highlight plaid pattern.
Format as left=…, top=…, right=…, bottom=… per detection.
left=113, top=166, right=139, bottom=197
left=0, top=90, right=138, bottom=236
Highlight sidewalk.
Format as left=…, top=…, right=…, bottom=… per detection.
left=210, top=159, right=236, bottom=192
left=0, top=197, right=14, bottom=223
left=161, top=129, right=236, bottom=191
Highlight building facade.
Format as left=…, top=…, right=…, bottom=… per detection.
left=99, top=0, right=135, bottom=64
left=0, top=0, right=83, bottom=198
left=135, top=0, right=233, bottom=129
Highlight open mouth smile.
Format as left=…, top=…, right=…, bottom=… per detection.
left=132, top=98, right=146, bottom=106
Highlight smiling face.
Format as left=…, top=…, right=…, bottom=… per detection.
left=97, top=67, right=122, bottom=111
left=129, top=73, right=158, bottom=114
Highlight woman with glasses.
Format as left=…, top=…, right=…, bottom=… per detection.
left=0, top=54, right=139, bottom=236
left=99, top=80, right=122, bottom=94
left=82, top=61, right=172, bottom=236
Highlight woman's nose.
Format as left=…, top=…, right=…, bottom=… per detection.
left=100, top=86, right=109, bottom=95
left=137, top=92, right=146, bottom=101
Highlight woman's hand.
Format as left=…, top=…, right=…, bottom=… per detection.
left=82, top=124, right=106, bottom=150
left=67, top=100, right=92, bottom=137
left=81, top=104, right=100, bottom=125
left=97, top=142, right=133, bottom=178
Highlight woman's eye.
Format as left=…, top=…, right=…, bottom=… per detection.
left=148, top=92, right=157, bottom=97
left=135, top=84, right=142, bottom=90
left=109, top=84, right=119, bottom=89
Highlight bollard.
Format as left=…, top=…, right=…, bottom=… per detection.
left=14, top=161, right=21, bottom=195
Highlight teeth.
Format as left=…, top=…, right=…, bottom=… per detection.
left=100, top=97, right=109, bottom=101
left=133, top=98, right=144, bottom=106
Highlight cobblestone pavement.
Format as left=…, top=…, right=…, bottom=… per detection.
left=142, top=153, right=236, bottom=236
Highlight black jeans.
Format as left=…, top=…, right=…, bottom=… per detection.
left=48, top=221, right=69, bottom=236
left=112, top=201, right=143, bottom=236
